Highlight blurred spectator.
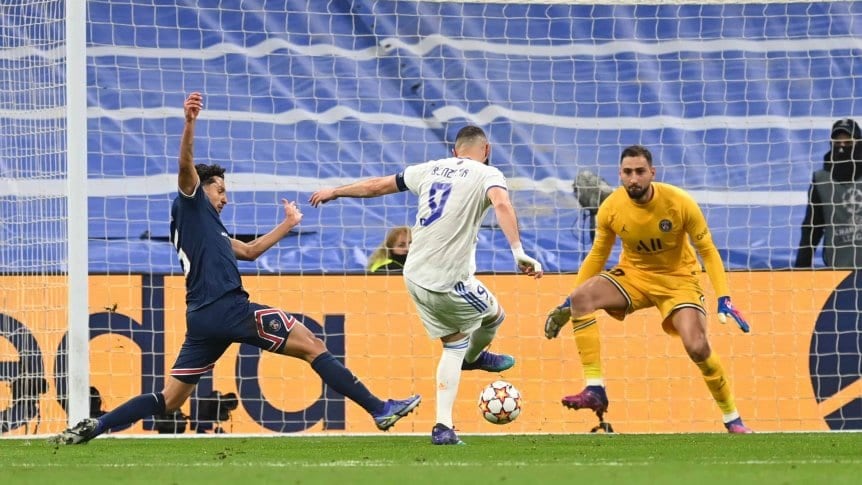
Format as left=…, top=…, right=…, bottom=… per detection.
left=573, top=170, right=614, bottom=242
left=368, top=226, right=411, bottom=273
left=573, top=169, right=614, bottom=215
left=796, top=118, right=862, bottom=268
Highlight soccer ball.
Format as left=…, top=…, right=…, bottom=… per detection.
left=478, top=380, right=522, bottom=424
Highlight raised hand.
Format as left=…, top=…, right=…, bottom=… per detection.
left=184, top=92, right=203, bottom=122
left=282, top=199, right=303, bottom=227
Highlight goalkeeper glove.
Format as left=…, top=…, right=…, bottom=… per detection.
left=511, top=244, right=543, bottom=276
left=544, top=297, right=571, bottom=339
left=717, top=296, right=750, bottom=333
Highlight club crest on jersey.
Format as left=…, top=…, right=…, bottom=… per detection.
left=267, top=319, right=281, bottom=332
left=659, top=219, right=673, bottom=232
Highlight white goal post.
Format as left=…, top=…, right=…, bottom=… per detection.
left=0, top=0, right=88, bottom=434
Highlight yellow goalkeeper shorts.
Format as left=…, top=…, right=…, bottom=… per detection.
left=597, top=265, right=706, bottom=335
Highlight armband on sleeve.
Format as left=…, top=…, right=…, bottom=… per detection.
left=395, top=172, right=408, bottom=192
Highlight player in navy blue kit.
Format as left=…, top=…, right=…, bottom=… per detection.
left=53, top=92, right=420, bottom=444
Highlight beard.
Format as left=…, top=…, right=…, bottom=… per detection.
left=625, top=183, right=649, bottom=200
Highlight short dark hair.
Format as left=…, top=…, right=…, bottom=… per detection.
left=195, top=163, right=226, bottom=186
left=454, top=125, right=487, bottom=149
left=620, top=145, right=653, bottom=166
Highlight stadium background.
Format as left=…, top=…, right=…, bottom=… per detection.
left=1, top=0, right=860, bottom=435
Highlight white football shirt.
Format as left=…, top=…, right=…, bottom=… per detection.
left=401, top=156, right=508, bottom=291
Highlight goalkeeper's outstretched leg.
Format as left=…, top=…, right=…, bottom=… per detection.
left=562, top=385, right=614, bottom=433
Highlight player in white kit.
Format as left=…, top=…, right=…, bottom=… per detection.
left=310, top=126, right=542, bottom=444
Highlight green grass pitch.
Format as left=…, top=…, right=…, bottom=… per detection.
left=2, top=433, right=861, bottom=484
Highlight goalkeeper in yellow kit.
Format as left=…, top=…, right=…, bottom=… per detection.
left=545, top=145, right=753, bottom=433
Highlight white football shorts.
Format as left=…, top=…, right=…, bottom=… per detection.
left=404, top=275, right=502, bottom=338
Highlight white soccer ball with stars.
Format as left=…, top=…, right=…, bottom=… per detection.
left=478, top=380, right=522, bottom=424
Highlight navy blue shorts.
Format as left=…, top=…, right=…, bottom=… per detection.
left=170, top=290, right=298, bottom=384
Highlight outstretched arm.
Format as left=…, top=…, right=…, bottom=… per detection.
left=309, top=175, right=399, bottom=207
left=232, top=199, right=303, bottom=261
left=178, top=92, right=203, bottom=196
left=487, top=186, right=542, bottom=278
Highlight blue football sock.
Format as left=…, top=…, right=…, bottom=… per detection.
left=311, top=352, right=385, bottom=415
left=96, top=392, right=166, bottom=435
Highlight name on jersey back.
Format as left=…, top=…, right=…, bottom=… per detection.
left=431, top=165, right=470, bottom=179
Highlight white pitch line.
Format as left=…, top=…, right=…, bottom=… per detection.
left=6, top=458, right=862, bottom=468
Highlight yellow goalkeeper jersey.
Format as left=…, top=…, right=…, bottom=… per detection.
left=576, top=182, right=729, bottom=296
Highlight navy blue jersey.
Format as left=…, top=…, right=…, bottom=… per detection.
left=170, top=185, right=243, bottom=311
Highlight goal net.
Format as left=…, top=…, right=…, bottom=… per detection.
left=2, top=0, right=859, bottom=436
left=0, top=0, right=89, bottom=436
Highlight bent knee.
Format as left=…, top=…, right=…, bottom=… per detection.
left=162, top=389, right=192, bottom=412
left=306, top=335, right=327, bottom=355
left=570, top=292, right=596, bottom=314
left=282, top=326, right=328, bottom=361
left=163, top=397, right=185, bottom=413
left=685, top=341, right=712, bottom=362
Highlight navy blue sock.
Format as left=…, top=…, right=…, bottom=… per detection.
left=95, top=392, right=166, bottom=435
left=311, top=352, right=384, bottom=415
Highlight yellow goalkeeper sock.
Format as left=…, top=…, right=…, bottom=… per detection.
left=572, top=316, right=602, bottom=386
left=695, top=353, right=736, bottom=415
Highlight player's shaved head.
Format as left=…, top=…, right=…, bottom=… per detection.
left=454, top=125, right=488, bottom=150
